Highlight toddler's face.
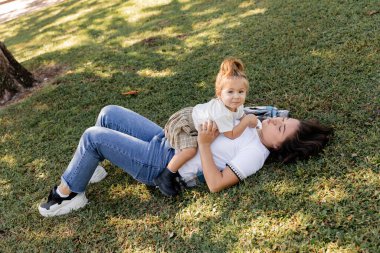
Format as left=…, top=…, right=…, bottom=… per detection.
left=218, top=78, right=247, bottom=112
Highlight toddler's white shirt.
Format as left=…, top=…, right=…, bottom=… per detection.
left=192, top=98, right=245, bottom=133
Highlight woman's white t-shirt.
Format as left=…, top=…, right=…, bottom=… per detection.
left=178, top=124, right=270, bottom=186
left=192, top=98, right=245, bottom=133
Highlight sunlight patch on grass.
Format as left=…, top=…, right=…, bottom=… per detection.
left=36, top=172, right=48, bottom=180
left=345, top=168, right=380, bottom=187
left=107, top=214, right=170, bottom=252
left=324, top=241, right=358, bottom=253
left=46, top=35, right=87, bottom=53
left=108, top=215, right=162, bottom=249
left=174, top=198, right=222, bottom=240
left=108, top=183, right=152, bottom=201
left=269, top=179, right=299, bottom=197
left=192, top=16, right=225, bottom=30
left=0, top=22, right=22, bottom=39
left=195, top=81, right=208, bottom=90
left=177, top=198, right=220, bottom=223
left=176, top=223, right=200, bottom=240
left=0, top=154, right=17, bottom=168
left=309, top=178, right=348, bottom=204
left=132, top=0, right=172, bottom=7
left=24, top=159, right=49, bottom=180
left=310, top=49, right=337, bottom=60
left=25, top=158, right=47, bottom=170
left=93, top=69, right=113, bottom=78
left=122, top=38, right=142, bottom=47
left=365, top=155, right=379, bottom=167
left=180, top=0, right=198, bottom=11
left=0, top=3, right=59, bottom=39
left=6, top=3, right=121, bottom=60
left=125, top=9, right=161, bottom=23
left=109, top=216, right=161, bottom=228
left=186, top=30, right=221, bottom=47
left=121, top=0, right=170, bottom=23
left=239, top=8, right=267, bottom=18
left=137, top=68, right=174, bottom=78
left=68, top=66, right=114, bottom=79
left=366, top=50, right=378, bottom=60
left=32, top=223, right=78, bottom=240
left=43, top=6, right=97, bottom=31
left=0, top=116, right=13, bottom=129
left=310, top=186, right=347, bottom=204
left=148, top=26, right=184, bottom=38
left=238, top=212, right=312, bottom=246
left=0, top=179, right=11, bottom=197
left=225, top=20, right=243, bottom=29
left=35, top=9, right=65, bottom=31
left=123, top=27, right=178, bottom=48
left=239, top=1, right=256, bottom=8
left=0, top=133, right=14, bottom=144
left=33, top=103, right=49, bottom=112
left=15, top=33, right=88, bottom=62
left=191, top=7, right=219, bottom=17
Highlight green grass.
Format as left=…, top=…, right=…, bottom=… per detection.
left=0, top=0, right=379, bottom=252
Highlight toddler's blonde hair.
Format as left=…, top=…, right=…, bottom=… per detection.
left=215, top=58, right=249, bottom=96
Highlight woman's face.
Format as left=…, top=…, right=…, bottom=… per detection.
left=260, top=117, right=300, bottom=149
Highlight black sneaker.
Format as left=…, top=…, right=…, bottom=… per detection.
left=38, top=186, right=88, bottom=217
left=153, top=168, right=180, bottom=197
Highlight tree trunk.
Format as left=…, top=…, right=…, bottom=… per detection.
left=0, top=41, right=37, bottom=105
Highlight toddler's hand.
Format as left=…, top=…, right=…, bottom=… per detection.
left=246, top=114, right=258, bottom=128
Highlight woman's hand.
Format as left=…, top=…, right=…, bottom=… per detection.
left=198, top=120, right=219, bottom=146
left=197, top=120, right=239, bottom=193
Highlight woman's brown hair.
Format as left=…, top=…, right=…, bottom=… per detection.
left=271, top=119, right=333, bottom=163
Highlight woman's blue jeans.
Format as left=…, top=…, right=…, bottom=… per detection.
left=61, top=105, right=175, bottom=193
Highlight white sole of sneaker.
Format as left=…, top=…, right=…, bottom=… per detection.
left=89, top=165, right=108, bottom=184
left=38, top=193, right=88, bottom=217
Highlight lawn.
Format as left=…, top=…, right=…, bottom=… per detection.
left=0, top=0, right=379, bottom=252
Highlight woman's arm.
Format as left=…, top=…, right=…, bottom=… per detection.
left=223, top=114, right=258, bottom=140
left=198, top=120, right=240, bottom=193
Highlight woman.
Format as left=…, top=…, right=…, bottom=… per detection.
left=38, top=105, right=332, bottom=217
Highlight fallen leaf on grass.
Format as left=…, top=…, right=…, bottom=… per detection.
left=367, top=10, right=379, bottom=16
left=142, top=36, right=163, bottom=46
left=122, top=90, right=139, bottom=96
left=176, top=34, right=188, bottom=40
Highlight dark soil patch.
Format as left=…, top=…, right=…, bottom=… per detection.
left=0, top=63, right=68, bottom=109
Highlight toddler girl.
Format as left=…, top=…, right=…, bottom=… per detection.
left=154, top=58, right=258, bottom=196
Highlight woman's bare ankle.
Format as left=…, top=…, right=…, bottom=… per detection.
left=58, top=183, right=71, bottom=195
